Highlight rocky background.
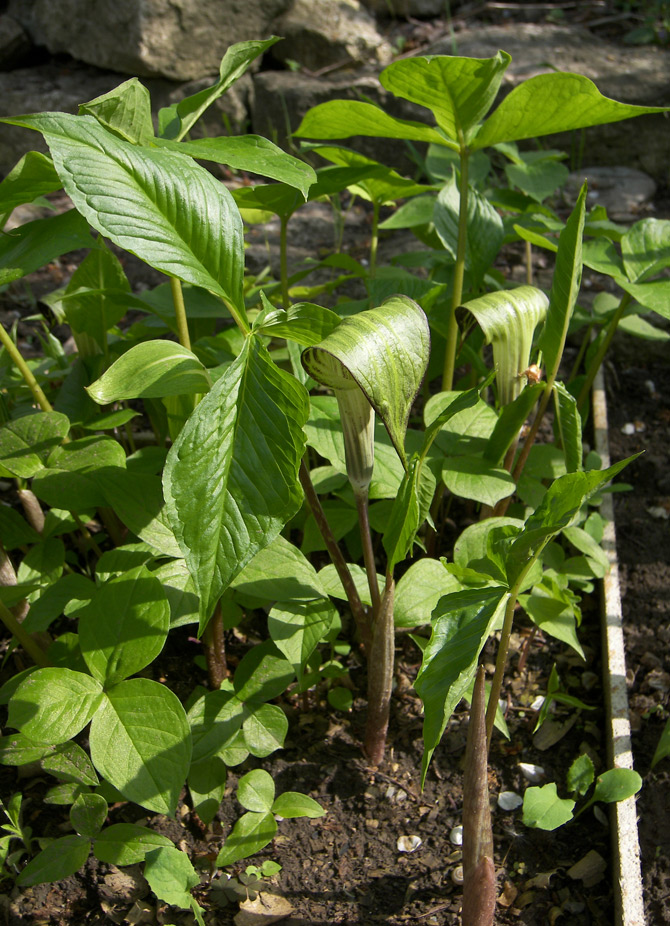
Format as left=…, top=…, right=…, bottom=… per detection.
left=0, top=0, right=668, bottom=185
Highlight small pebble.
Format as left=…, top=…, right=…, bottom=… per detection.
left=449, top=825, right=463, bottom=846
left=397, top=835, right=422, bottom=853
left=451, top=865, right=464, bottom=885
left=518, top=762, right=545, bottom=783
left=530, top=695, right=545, bottom=711
left=621, top=422, right=636, bottom=435
left=498, top=791, right=523, bottom=811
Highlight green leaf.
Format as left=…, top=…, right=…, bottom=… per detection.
left=88, top=341, right=211, bottom=403
left=188, top=689, right=245, bottom=764
left=70, top=792, right=108, bottom=838
left=621, top=217, right=670, bottom=283
left=294, top=100, right=448, bottom=147
left=506, top=457, right=638, bottom=584
left=522, top=783, right=575, bottom=830
left=234, top=641, right=295, bottom=703
left=0, top=208, right=92, bottom=285
left=256, top=299, right=341, bottom=346
left=9, top=668, right=104, bottom=745
left=0, top=733, right=52, bottom=765
left=272, top=792, right=324, bottom=819
left=242, top=703, right=288, bottom=758
left=41, top=740, right=99, bottom=786
left=164, top=337, right=308, bottom=627
left=0, top=507, right=41, bottom=551
left=216, top=811, right=277, bottom=867
left=0, top=411, right=69, bottom=479
left=302, top=296, right=430, bottom=466
left=231, top=535, right=327, bottom=603
left=433, top=172, right=504, bottom=289
left=89, top=678, right=191, bottom=815
left=6, top=113, right=245, bottom=317
left=237, top=769, right=275, bottom=813
left=563, top=525, right=609, bottom=576
left=32, top=435, right=126, bottom=511
left=420, top=384, right=485, bottom=460
left=99, top=469, right=182, bottom=559
left=461, top=286, right=548, bottom=405
left=379, top=52, right=511, bottom=142
left=93, top=823, right=173, bottom=865
left=474, top=73, right=667, bottom=150
left=156, top=135, right=316, bottom=199
left=554, top=381, right=582, bottom=474
left=79, top=78, right=154, bottom=145
left=415, top=587, right=508, bottom=784
left=394, top=558, right=460, bottom=628
left=311, top=145, right=431, bottom=205
left=144, top=846, right=199, bottom=909
left=0, top=151, right=61, bottom=224
left=505, top=154, right=569, bottom=204
left=151, top=559, right=199, bottom=627
left=442, top=455, right=515, bottom=507
left=268, top=598, right=336, bottom=675
left=187, top=756, right=227, bottom=824
left=77, top=565, right=171, bottom=687
left=592, top=768, right=642, bottom=803
left=519, top=588, right=584, bottom=658
left=567, top=753, right=594, bottom=797
left=539, top=183, right=587, bottom=380
left=16, top=834, right=91, bottom=887
left=619, top=279, right=670, bottom=320
left=318, top=562, right=385, bottom=607
left=158, top=37, right=281, bottom=142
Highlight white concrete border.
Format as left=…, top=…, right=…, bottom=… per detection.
left=593, top=367, right=646, bottom=926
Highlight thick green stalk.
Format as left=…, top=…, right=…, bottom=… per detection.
left=576, top=292, right=631, bottom=412
left=0, top=323, right=53, bottom=412
left=441, top=138, right=470, bottom=391
left=354, top=487, right=381, bottom=614
left=170, top=276, right=192, bottom=350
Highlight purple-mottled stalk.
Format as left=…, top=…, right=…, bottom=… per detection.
left=364, top=572, right=395, bottom=766
left=462, top=664, right=496, bottom=926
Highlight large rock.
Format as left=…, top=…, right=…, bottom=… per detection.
left=8, top=0, right=290, bottom=80
left=360, top=0, right=448, bottom=17
left=0, top=15, right=32, bottom=70
left=273, top=0, right=392, bottom=72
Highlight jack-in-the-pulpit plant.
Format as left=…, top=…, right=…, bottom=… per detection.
left=0, top=35, right=662, bottom=924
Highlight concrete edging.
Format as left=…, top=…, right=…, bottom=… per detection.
left=593, top=367, right=645, bottom=926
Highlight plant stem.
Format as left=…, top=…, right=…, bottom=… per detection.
left=462, top=664, right=496, bottom=926
left=0, top=597, right=49, bottom=668
left=0, top=323, right=53, bottom=413
left=299, top=460, right=370, bottom=649
left=364, top=571, right=395, bottom=766
left=280, top=215, right=290, bottom=309
left=485, top=564, right=534, bottom=745
left=355, top=487, right=381, bottom=615
left=170, top=276, right=191, bottom=351
left=511, top=383, right=554, bottom=485
left=203, top=601, right=227, bottom=689
left=441, top=137, right=469, bottom=392
left=576, top=292, right=631, bottom=413
left=17, top=489, right=44, bottom=534
left=568, top=322, right=593, bottom=382
left=369, top=200, right=380, bottom=279
left=525, top=239, right=533, bottom=286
